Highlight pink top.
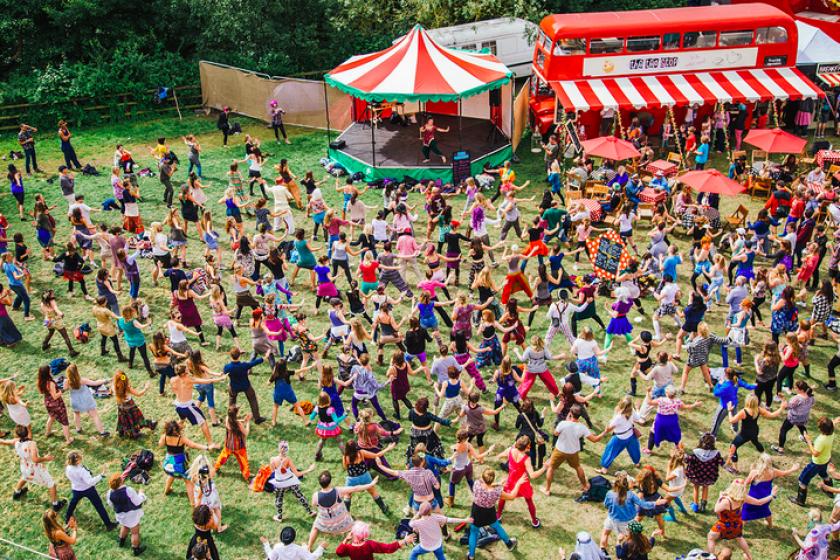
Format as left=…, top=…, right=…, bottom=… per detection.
left=418, top=280, right=445, bottom=299
left=392, top=214, right=412, bottom=231
left=396, top=234, right=420, bottom=257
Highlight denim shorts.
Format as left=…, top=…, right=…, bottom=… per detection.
left=195, top=383, right=215, bottom=408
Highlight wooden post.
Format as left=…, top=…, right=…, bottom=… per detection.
left=172, top=88, right=183, bottom=121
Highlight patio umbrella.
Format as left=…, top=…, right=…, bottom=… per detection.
left=678, top=169, right=745, bottom=195
left=580, top=136, right=641, bottom=160
left=743, top=128, right=807, bottom=154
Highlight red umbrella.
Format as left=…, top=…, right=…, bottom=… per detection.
left=743, top=128, right=807, bottom=154
left=580, top=136, right=641, bottom=160
left=678, top=169, right=745, bottom=195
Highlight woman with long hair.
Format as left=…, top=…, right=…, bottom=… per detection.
left=775, top=333, right=801, bottom=396
left=268, top=439, right=315, bottom=522
left=770, top=286, right=799, bottom=344
left=753, top=341, right=781, bottom=408
left=773, top=380, right=815, bottom=455
left=118, top=306, right=153, bottom=375
left=0, top=425, right=65, bottom=510
left=40, top=290, right=78, bottom=357
left=65, top=363, right=109, bottom=437
left=37, top=364, right=73, bottom=444
left=342, top=439, right=393, bottom=515
left=495, top=435, right=546, bottom=528
left=707, top=478, right=777, bottom=560
left=741, top=453, right=798, bottom=528
left=158, top=421, right=207, bottom=506
left=724, top=394, right=784, bottom=474
left=7, top=163, right=25, bottom=220
left=289, top=228, right=320, bottom=290
left=112, top=371, right=156, bottom=439
left=43, top=508, right=78, bottom=560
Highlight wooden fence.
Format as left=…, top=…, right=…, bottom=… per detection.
left=0, top=84, right=203, bottom=132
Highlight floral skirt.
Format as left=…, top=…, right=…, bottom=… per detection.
left=476, top=336, right=502, bottom=368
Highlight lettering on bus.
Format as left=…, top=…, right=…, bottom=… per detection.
left=582, top=47, right=758, bottom=77
left=628, top=56, right=679, bottom=71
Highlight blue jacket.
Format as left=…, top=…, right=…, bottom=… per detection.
left=223, top=357, right=264, bottom=392
left=713, top=378, right=756, bottom=410
left=604, top=491, right=656, bottom=523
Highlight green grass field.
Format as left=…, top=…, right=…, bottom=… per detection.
left=0, top=114, right=837, bottom=560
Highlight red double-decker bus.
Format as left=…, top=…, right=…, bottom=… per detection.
left=529, top=3, right=823, bottom=137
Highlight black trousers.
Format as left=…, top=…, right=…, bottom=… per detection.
left=273, top=121, right=287, bottom=141
left=230, top=385, right=262, bottom=421
left=66, top=487, right=112, bottom=526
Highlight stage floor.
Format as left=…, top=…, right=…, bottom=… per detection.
left=333, top=114, right=509, bottom=169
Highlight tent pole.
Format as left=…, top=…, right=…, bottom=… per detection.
left=458, top=97, right=463, bottom=150
left=323, top=81, right=332, bottom=158
left=370, top=104, right=376, bottom=167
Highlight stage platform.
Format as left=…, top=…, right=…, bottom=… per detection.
left=328, top=114, right=512, bottom=183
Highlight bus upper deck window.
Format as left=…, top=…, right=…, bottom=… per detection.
left=683, top=31, right=717, bottom=49
left=627, top=35, right=661, bottom=52
left=756, top=26, right=788, bottom=44
left=663, top=33, right=680, bottom=50
left=553, top=39, right=585, bottom=55
left=719, top=30, right=753, bottom=46
left=589, top=37, right=624, bottom=54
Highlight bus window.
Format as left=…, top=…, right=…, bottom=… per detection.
left=683, top=31, right=717, bottom=49
left=537, top=30, right=551, bottom=51
left=460, top=43, right=477, bottom=51
left=663, top=33, right=680, bottom=50
left=719, top=29, right=753, bottom=46
left=589, top=37, right=624, bottom=54
left=627, top=35, right=661, bottom=52
left=756, top=26, right=788, bottom=44
left=481, top=41, right=498, bottom=55
left=553, top=38, right=585, bottom=55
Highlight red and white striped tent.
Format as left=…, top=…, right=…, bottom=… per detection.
left=325, top=25, right=513, bottom=102
left=550, top=67, right=823, bottom=113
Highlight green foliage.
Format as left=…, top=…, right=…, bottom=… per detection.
left=0, top=0, right=683, bottom=116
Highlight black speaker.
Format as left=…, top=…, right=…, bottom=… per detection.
left=329, top=140, right=346, bottom=150
left=812, top=140, right=830, bottom=156
left=489, top=88, right=501, bottom=107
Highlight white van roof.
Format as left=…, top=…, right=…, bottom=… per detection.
left=399, top=18, right=537, bottom=48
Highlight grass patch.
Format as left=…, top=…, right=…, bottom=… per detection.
left=0, top=114, right=836, bottom=560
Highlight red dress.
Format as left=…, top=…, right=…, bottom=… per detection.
left=335, top=540, right=402, bottom=560
left=503, top=450, right=533, bottom=499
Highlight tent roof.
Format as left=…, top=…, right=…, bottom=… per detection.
left=324, top=25, right=513, bottom=103
left=797, top=20, right=840, bottom=64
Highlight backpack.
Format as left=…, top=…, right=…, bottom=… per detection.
left=395, top=518, right=414, bottom=540
left=81, top=163, right=99, bottom=176
left=122, top=449, right=154, bottom=485
left=575, top=475, right=610, bottom=503
left=459, top=525, right=500, bottom=548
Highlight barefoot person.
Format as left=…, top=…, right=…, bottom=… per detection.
left=170, top=364, right=226, bottom=448
left=420, top=118, right=449, bottom=164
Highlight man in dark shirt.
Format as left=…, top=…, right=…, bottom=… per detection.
left=18, top=124, right=41, bottom=175
left=159, top=156, right=177, bottom=208
left=217, top=107, right=231, bottom=146
left=163, top=259, right=194, bottom=294
left=223, top=347, right=266, bottom=423
left=58, top=166, right=75, bottom=205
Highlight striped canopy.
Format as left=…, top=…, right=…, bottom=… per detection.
left=325, top=25, right=513, bottom=102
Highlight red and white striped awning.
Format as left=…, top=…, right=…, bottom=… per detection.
left=325, top=25, right=512, bottom=103
left=818, top=73, right=840, bottom=87
left=551, top=67, right=823, bottom=113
